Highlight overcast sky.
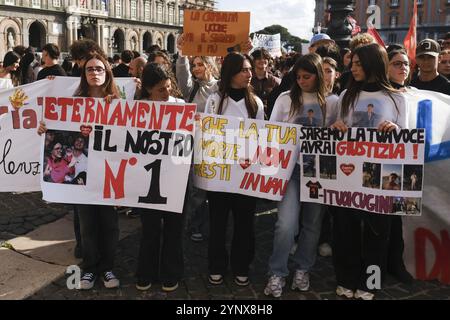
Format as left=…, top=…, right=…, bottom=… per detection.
left=217, top=0, right=316, bottom=40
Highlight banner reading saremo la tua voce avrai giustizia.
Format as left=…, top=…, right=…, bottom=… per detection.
left=299, top=126, right=426, bottom=215
left=0, top=77, right=136, bottom=192
left=193, top=113, right=300, bottom=201
left=40, top=96, right=195, bottom=213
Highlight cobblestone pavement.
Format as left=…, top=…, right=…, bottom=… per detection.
left=0, top=192, right=72, bottom=242
left=29, top=212, right=450, bottom=300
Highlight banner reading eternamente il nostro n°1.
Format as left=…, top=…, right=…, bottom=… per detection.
left=0, top=77, right=136, bottom=192
left=299, top=127, right=426, bottom=215
left=40, top=96, right=195, bottom=213
left=193, top=113, right=300, bottom=200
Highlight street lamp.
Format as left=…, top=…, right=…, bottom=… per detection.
left=326, top=0, right=355, bottom=48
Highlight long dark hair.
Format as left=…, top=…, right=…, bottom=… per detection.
left=73, top=54, right=119, bottom=98
left=139, top=62, right=171, bottom=100
left=217, top=53, right=258, bottom=119
left=341, top=43, right=398, bottom=118
left=289, top=53, right=327, bottom=124
left=388, top=48, right=411, bottom=85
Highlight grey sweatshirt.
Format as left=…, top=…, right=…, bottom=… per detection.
left=176, top=55, right=218, bottom=113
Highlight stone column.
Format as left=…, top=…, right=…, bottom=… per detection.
left=326, top=0, right=355, bottom=48
left=22, top=18, right=30, bottom=47
left=66, top=19, right=73, bottom=48
left=73, top=19, right=78, bottom=42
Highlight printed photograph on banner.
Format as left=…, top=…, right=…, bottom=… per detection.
left=353, top=102, right=382, bottom=127
left=403, top=165, right=423, bottom=191
left=391, top=197, right=422, bottom=215
left=43, top=129, right=89, bottom=185
left=362, top=162, right=381, bottom=189
left=303, top=155, right=316, bottom=177
left=319, top=155, right=336, bottom=179
left=305, top=180, right=322, bottom=199
left=405, top=198, right=421, bottom=215
left=392, top=197, right=406, bottom=214
left=382, top=164, right=402, bottom=191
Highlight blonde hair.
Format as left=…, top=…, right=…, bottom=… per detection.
left=349, top=33, right=376, bottom=52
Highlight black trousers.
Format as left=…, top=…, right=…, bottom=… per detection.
left=207, top=191, right=257, bottom=277
left=136, top=208, right=184, bottom=283
left=332, top=207, right=391, bottom=292
left=73, top=206, right=82, bottom=248
left=77, top=205, right=119, bottom=274
left=387, top=215, right=407, bottom=273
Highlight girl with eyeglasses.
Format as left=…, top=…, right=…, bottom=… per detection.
left=39, top=54, right=121, bottom=291
left=388, top=49, right=411, bottom=90
left=386, top=48, right=416, bottom=284
left=331, top=43, right=408, bottom=300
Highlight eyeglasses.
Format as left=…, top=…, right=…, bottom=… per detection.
left=390, top=61, right=410, bottom=68
left=86, top=67, right=105, bottom=74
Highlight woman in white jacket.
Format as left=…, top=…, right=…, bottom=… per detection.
left=204, top=52, right=264, bottom=287
left=265, top=53, right=333, bottom=298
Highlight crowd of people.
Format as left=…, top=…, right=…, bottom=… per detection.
left=1, top=29, right=450, bottom=300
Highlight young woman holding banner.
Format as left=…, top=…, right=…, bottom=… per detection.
left=386, top=48, right=414, bottom=284
left=176, top=34, right=219, bottom=243
left=330, top=43, right=408, bottom=300
left=38, top=54, right=121, bottom=290
left=135, top=63, right=186, bottom=293
left=264, top=53, right=333, bottom=298
left=204, top=52, right=264, bottom=286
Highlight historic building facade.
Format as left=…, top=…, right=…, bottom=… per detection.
left=315, top=0, right=450, bottom=44
left=0, top=0, right=215, bottom=60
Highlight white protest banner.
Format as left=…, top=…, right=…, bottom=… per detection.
left=299, top=127, right=426, bottom=215
left=402, top=89, right=450, bottom=284
left=193, top=113, right=299, bottom=200
left=403, top=160, right=450, bottom=285
left=0, top=78, right=136, bottom=192
left=40, top=97, right=195, bottom=213
left=252, top=33, right=282, bottom=58
left=405, top=89, right=450, bottom=162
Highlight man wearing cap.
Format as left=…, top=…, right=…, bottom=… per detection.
left=309, top=33, right=335, bottom=53
left=410, top=39, right=450, bottom=95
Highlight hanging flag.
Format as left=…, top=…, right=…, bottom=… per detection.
left=348, top=16, right=361, bottom=36
left=404, top=0, right=418, bottom=70
left=367, top=26, right=386, bottom=48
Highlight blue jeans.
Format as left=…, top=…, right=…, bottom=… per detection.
left=268, top=165, right=325, bottom=277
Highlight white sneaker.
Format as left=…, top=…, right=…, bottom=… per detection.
left=264, top=275, right=286, bottom=298
left=79, top=272, right=96, bottom=290
left=291, top=270, right=309, bottom=291
left=336, top=286, right=354, bottom=298
left=354, top=289, right=375, bottom=300
left=318, top=243, right=332, bottom=257
left=102, top=271, right=120, bottom=289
